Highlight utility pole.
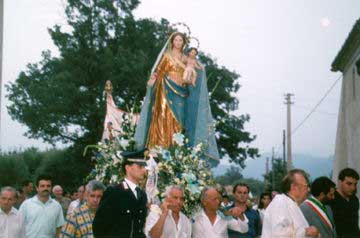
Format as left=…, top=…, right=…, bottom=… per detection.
left=284, top=93, right=294, bottom=171
left=0, top=0, right=3, bottom=149
left=271, top=147, right=275, bottom=191
left=282, top=129, right=287, bottom=171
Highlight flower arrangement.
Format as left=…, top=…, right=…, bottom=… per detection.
left=87, top=109, right=214, bottom=216
left=153, top=133, right=214, bottom=216
left=86, top=111, right=137, bottom=184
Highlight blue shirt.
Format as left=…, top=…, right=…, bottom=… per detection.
left=226, top=205, right=261, bottom=238
left=19, top=195, right=64, bottom=238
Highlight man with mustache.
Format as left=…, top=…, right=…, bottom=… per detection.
left=19, top=174, right=65, bottom=238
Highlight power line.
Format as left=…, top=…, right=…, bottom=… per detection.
left=291, top=75, right=341, bottom=136
left=272, top=75, right=342, bottom=158
left=293, top=105, right=337, bottom=116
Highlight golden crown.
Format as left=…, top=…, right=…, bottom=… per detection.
left=167, top=22, right=200, bottom=49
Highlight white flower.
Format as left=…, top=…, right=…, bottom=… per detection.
left=110, top=175, right=118, bottom=183
left=111, top=155, right=118, bottom=163
left=120, top=138, right=129, bottom=148
left=173, top=133, right=185, bottom=146
left=193, top=143, right=203, bottom=153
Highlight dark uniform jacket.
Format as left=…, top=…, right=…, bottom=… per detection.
left=330, top=191, right=360, bottom=238
left=93, top=180, right=147, bottom=238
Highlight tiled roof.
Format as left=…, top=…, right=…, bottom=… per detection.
left=331, top=18, right=360, bottom=72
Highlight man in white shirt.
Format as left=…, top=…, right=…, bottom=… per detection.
left=67, top=185, right=85, bottom=215
left=192, top=187, right=248, bottom=238
left=145, top=185, right=191, bottom=238
left=0, top=186, right=25, bottom=238
left=52, top=185, right=71, bottom=216
left=262, top=169, right=320, bottom=238
left=20, top=174, right=65, bottom=238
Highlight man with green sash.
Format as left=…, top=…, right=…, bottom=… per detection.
left=300, top=177, right=337, bottom=238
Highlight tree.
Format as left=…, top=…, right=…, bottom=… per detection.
left=35, top=149, right=87, bottom=192
left=21, top=147, right=44, bottom=178
left=233, top=178, right=265, bottom=197
left=0, top=148, right=86, bottom=192
left=215, top=165, right=244, bottom=185
left=0, top=153, right=29, bottom=187
left=263, top=158, right=287, bottom=192
left=6, top=0, right=258, bottom=171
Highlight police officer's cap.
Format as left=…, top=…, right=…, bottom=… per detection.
left=122, top=148, right=148, bottom=167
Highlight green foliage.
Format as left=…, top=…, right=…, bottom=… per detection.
left=263, top=158, right=287, bottom=192
left=86, top=112, right=139, bottom=184
left=6, top=0, right=258, bottom=168
left=233, top=178, right=265, bottom=197
left=35, top=149, right=88, bottom=192
left=21, top=147, right=44, bottom=177
left=0, top=148, right=86, bottom=192
left=0, top=152, right=29, bottom=187
left=215, top=165, right=243, bottom=185
left=215, top=166, right=265, bottom=197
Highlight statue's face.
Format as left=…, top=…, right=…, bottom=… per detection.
left=188, top=49, right=197, bottom=58
left=172, top=35, right=184, bottom=50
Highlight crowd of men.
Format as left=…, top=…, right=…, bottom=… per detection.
left=1, top=148, right=360, bottom=238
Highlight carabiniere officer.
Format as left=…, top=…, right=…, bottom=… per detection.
left=93, top=149, right=148, bottom=238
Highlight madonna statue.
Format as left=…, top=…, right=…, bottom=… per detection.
left=134, top=29, right=219, bottom=163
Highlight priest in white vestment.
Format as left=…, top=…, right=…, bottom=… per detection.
left=262, top=169, right=320, bottom=238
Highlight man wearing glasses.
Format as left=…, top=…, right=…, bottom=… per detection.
left=262, top=169, right=320, bottom=238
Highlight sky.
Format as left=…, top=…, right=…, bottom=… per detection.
left=1, top=0, right=360, bottom=163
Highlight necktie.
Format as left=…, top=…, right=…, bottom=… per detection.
left=135, top=186, right=142, bottom=200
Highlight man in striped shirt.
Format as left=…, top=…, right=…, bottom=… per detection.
left=60, top=180, right=105, bottom=238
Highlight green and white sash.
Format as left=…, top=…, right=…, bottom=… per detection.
left=305, top=197, right=334, bottom=230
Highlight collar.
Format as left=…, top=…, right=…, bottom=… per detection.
left=201, top=209, right=220, bottom=223
left=82, top=202, right=96, bottom=213
left=0, top=207, right=18, bottom=215
left=285, top=193, right=299, bottom=205
left=124, top=178, right=138, bottom=191
left=33, top=195, right=53, bottom=205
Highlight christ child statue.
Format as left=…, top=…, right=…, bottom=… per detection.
left=183, top=47, right=202, bottom=86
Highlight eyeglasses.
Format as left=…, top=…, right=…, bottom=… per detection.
left=296, top=183, right=309, bottom=188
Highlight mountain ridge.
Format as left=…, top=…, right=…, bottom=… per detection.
left=212, top=153, right=334, bottom=180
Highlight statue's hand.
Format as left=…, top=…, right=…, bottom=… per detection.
left=147, top=73, right=157, bottom=86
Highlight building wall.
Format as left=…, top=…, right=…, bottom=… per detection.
left=333, top=45, right=360, bottom=190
